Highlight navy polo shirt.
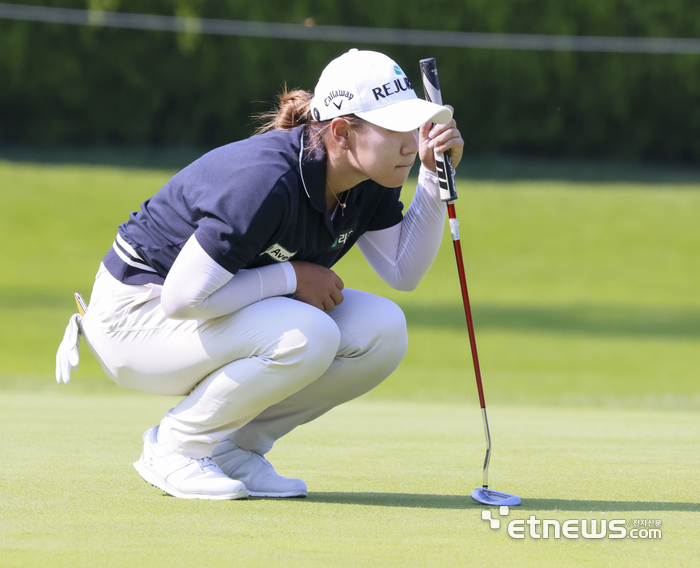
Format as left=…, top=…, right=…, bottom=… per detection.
left=103, top=125, right=404, bottom=285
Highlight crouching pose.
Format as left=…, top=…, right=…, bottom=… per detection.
left=56, top=49, right=464, bottom=500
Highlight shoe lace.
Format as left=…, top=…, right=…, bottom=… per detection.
left=197, top=457, right=219, bottom=472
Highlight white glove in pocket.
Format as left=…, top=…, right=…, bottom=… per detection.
left=55, top=313, right=82, bottom=384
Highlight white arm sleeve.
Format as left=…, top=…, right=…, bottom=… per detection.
left=357, top=165, right=446, bottom=291
left=161, top=234, right=297, bottom=320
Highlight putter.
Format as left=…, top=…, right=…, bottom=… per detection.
left=420, top=58, right=521, bottom=507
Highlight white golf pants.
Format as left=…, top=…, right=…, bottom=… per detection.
left=81, top=264, right=408, bottom=459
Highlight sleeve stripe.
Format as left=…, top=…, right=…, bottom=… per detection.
left=112, top=237, right=157, bottom=272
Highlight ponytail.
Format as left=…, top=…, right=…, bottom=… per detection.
left=255, top=87, right=314, bottom=134
left=255, top=85, right=365, bottom=153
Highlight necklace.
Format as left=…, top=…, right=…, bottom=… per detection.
left=327, top=180, right=350, bottom=216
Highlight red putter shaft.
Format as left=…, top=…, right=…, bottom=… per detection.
left=446, top=202, right=486, bottom=410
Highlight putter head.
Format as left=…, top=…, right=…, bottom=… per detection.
left=471, top=487, right=521, bottom=507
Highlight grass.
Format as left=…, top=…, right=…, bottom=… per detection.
left=0, top=154, right=698, bottom=567
left=1, top=393, right=698, bottom=568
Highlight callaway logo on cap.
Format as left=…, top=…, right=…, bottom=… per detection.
left=311, top=49, right=453, bottom=132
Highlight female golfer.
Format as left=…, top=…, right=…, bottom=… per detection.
left=56, top=49, right=464, bottom=500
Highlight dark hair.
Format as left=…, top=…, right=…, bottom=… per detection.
left=255, top=86, right=365, bottom=152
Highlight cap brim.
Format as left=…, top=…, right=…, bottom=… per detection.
left=355, top=99, right=453, bottom=132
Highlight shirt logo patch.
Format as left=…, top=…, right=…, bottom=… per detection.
left=331, top=228, right=355, bottom=251
left=263, top=243, right=297, bottom=262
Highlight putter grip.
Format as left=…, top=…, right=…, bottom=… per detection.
left=419, top=58, right=457, bottom=202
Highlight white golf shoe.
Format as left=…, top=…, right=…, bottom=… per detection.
left=133, top=426, right=248, bottom=500
left=212, top=438, right=307, bottom=498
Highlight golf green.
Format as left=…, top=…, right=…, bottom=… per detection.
left=1, top=393, right=697, bottom=567
left=1, top=157, right=697, bottom=566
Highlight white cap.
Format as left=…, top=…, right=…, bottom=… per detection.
left=310, top=49, right=453, bottom=132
